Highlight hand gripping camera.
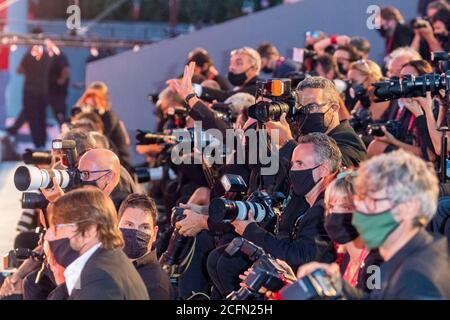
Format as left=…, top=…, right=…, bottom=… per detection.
left=225, top=237, right=297, bottom=300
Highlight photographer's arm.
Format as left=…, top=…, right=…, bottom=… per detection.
left=313, top=35, right=351, bottom=54
left=417, top=94, right=443, bottom=154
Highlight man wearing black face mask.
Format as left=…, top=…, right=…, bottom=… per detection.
left=257, top=42, right=300, bottom=78
left=265, top=76, right=367, bottom=169
left=206, top=133, right=340, bottom=298
left=118, top=194, right=173, bottom=300
left=188, top=47, right=261, bottom=102
left=377, top=7, right=414, bottom=57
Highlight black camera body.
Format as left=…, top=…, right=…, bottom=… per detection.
left=277, top=268, right=342, bottom=300
left=225, top=238, right=296, bottom=300
left=21, top=192, right=49, bottom=210
left=412, top=17, right=429, bottom=29
left=159, top=207, right=194, bottom=278
left=367, top=120, right=403, bottom=140
left=247, top=78, right=298, bottom=123
left=22, top=149, right=52, bottom=166
left=211, top=102, right=236, bottom=125
left=373, top=51, right=450, bottom=101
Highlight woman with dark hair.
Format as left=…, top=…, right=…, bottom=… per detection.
left=367, top=60, right=437, bottom=161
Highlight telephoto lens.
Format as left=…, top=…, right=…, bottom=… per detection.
left=247, top=100, right=291, bottom=122
left=14, top=165, right=72, bottom=192
left=208, top=198, right=267, bottom=223
left=21, top=192, right=49, bottom=209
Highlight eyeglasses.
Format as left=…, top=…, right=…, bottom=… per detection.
left=80, top=169, right=111, bottom=181
left=297, top=102, right=330, bottom=114
left=54, top=219, right=92, bottom=233
left=353, top=193, right=391, bottom=212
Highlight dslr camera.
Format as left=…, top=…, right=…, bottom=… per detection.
left=277, top=268, right=342, bottom=300
left=14, top=139, right=81, bottom=195
left=159, top=207, right=195, bottom=278
left=373, top=51, right=450, bottom=101
left=367, top=120, right=403, bottom=140
left=247, top=78, right=299, bottom=123
left=225, top=237, right=297, bottom=300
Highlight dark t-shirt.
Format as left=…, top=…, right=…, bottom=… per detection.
left=20, top=51, right=50, bottom=95
left=48, top=53, right=69, bottom=96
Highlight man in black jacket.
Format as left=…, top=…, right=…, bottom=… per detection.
left=45, top=186, right=148, bottom=300
left=265, top=76, right=367, bottom=170
left=189, top=47, right=262, bottom=102
left=298, top=150, right=450, bottom=300
left=206, top=133, right=341, bottom=298
left=118, top=193, right=173, bottom=300
left=378, top=6, right=414, bottom=57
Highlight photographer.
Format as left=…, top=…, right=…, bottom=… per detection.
left=411, top=7, right=450, bottom=59
left=314, top=54, right=342, bottom=80
left=75, top=81, right=132, bottom=173
left=367, top=60, right=436, bottom=160
left=266, top=76, right=367, bottom=169
left=257, top=42, right=300, bottom=78
left=42, top=148, right=139, bottom=211
left=118, top=194, right=173, bottom=300
left=377, top=6, right=414, bottom=56
left=206, top=133, right=340, bottom=297
left=298, top=150, right=450, bottom=300
left=187, top=50, right=231, bottom=91
left=181, top=47, right=261, bottom=102
left=45, top=187, right=149, bottom=299
left=347, top=59, right=389, bottom=122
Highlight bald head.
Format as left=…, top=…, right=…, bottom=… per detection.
left=78, top=148, right=121, bottom=195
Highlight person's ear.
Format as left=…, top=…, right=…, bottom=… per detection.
left=331, top=102, right=340, bottom=113
left=397, top=199, right=421, bottom=224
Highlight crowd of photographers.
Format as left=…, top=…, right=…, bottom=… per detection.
left=0, top=1, right=450, bottom=300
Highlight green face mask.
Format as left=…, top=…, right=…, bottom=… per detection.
left=352, top=208, right=400, bottom=249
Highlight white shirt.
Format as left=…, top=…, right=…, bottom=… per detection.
left=64, top=242, right=101, bottom=296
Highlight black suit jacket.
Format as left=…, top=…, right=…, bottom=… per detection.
left=68, top=247, right=149, bottom=300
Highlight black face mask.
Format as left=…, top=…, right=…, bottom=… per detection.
left=227, top=71, right=248, bottom=86
left=337, top=62, right=347, bottom=76
left=434, top=32, right=449, bottom=44
left=120, top=228, right=151, bottom=260
left=299, top=108, right=331, bottom=135
left=289, top=164, right=321, bottom=197
left=376, top=26, right=388, bottom=38
left=48, top=237, right=80, bottom=268
left=262, top=66, right=274, bottom=74
left=325, top=212, right=359, bottom=244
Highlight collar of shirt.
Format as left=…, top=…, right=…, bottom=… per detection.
left=64, top=242, right=102, bottom=295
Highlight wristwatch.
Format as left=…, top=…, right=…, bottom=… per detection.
left=185, top=92, right=197, bottom=106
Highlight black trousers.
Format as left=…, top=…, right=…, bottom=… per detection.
left=177, top=231, right=237, bottom=299
left=11, top=91, right=47, bottom=148
left=207, top=244, right=253, bottom=299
